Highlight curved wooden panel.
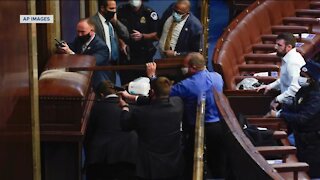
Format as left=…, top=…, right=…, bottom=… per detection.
left=213, top=89, right=283, bottom=179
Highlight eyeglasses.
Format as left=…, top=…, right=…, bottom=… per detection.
left=173, top=9, right=186, bottom=15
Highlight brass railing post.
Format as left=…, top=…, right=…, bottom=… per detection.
left=201, top=0, right=209, bottom=60
left=193, top=93, right=206, bottom=180
left=28, top=0, right=41, bottom=179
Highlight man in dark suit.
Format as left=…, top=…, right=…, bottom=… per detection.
left=90, top=0, right=129, bottom=85
left=158, top=0, right=203, bottom=58
left=119, top=77, right=184, bottom=180
left=84, top=80, right=137, bottom=180
left=58, top=18, right=111, bottom=91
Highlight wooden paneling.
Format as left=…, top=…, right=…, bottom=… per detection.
left=46, top=0, right=61, bottom=57
left=0, top=1, right=33, bottom=179
left=86, top=0, right=98, bottom=17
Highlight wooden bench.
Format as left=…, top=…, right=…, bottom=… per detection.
left=213, top=89, right=309, bottom=179
left=245, top=115, right=311, bottom=179
left=213, top=0, right=320, bottom=90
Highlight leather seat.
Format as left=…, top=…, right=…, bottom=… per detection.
left=39, top=54, right=95, bottom=131
left=213, top=0, right=319, bottom=90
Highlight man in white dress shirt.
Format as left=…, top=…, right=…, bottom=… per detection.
left=257, top=33, right=306, bottom=110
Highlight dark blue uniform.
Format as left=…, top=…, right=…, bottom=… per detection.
left=118, top=4, right=158, bottom=65
left=280, top=85, right=320, bottom=178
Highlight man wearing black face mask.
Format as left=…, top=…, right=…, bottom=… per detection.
left=58, top=18, right=111, bottom=91
left=90, top=0, right=129, bottom=86
left=268, top=61, right=320, bottom=178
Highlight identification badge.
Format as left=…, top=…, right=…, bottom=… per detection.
left=150, top=12, right=158, bottom=20
left=140, top=17, right=146, bottom=24
left=298, top=97, right=303, bottom=104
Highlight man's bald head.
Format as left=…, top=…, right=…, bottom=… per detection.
left=185, top=52, right=206, bottom=71
left=174, top=0, right=191, bottom=14
left=76, top=18, right=95, bottom=36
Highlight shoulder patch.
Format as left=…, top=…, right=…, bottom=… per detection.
left=150, top=12, right=158, bottom=20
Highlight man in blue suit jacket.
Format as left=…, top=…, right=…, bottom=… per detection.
left=158, top=0, right=203, bottom=58
left=58, top=18, right=111, bottom=91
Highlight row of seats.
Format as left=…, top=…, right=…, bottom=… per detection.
left=213, top=89, right=309, bottom=180
left=213, top=0, right=320, bottom=90
left=211, top=1, right=318, bottom=179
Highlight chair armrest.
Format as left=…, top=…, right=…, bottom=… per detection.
left=238, top=64, right=279, bottom=72
left=296, top=9, right=320, bottom=17
left=261, top=34, right=278, bottom=43
left=271, top=25, right=309, bottom=34
left=283, top=17, right=320, bottom=25
left=256, top=146, right=296, bottom=156
left=246, top=117, right=287, bottom=131
left=244, top=54, right=281, bottom=63
left=310, top=1, right=320, bottom=9
left=273, top=162, right=309, bottom=180
left=252, top=44, right=276, bottom=53
left=260, top=33, right=312, bottom=43
left=273, top=131, right=287, bottom=139
left=272, top=162, right=309, bottom=173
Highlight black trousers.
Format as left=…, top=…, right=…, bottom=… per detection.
left=295, top=133, right=320, bottom=178
left=86, top=162, right=135, bottom=180
left=183, top=121, right=226, bottom=180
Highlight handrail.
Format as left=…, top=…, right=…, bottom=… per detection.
left=192, top=94, right=206, bottom=180
left=66, top=63, right=182, bottom=72
left=213, top=89, right=284, bottom=179
left=45, top=54, right=184, bottom=72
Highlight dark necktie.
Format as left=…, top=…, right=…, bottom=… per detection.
left=107, top=22, right=119, bottom=61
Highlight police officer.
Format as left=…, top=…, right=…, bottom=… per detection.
left=117, top=0, right=159, bottom=84
left=269, top=61, right=320, bottom=178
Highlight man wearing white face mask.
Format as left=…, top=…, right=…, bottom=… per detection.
left=117, top=0, right=159, bottom=84
left=268, top=61, right=320, bottom=178
left=158, top=0, right=203, bottom=58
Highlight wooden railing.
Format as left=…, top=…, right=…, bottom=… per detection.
left=213, top=89, right=309, bottom=180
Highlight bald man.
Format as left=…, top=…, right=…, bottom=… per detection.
left=167, top=53, right=225, bottom=179
left=57, top=18, right=113, bottom=91
left=158, top=0, right=203, bottom=58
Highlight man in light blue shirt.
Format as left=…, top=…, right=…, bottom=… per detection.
left=170, top=54, right=223, bottom=125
